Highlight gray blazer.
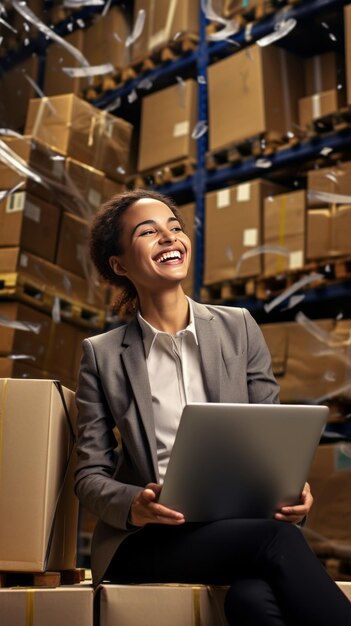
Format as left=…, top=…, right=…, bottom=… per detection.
left=75, top=300, right=280, bottom=586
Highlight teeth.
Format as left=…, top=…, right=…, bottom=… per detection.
left=156, top=251, right=182, bottom=263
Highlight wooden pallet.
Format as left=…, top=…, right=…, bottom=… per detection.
left=0, top=273, right=106, bottom=330
left=0, top=568, right=85, bottom=588
left=121, top=32, right=199, bottom=83
left=201, top=277, right=256, bottom=303
left=306, top=106, right=351, bottom=138
left=128, top=158, right=196, bottom=189
left=206, top=131, right=301, bottom=170
left=83, top=32, right=199, bottom=101
left=207, top=0, right=301, bottom=32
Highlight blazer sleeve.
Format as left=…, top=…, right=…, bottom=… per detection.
left=74, top=338, right=141, bottom=531
left=243, top=308, right=280, bottom=404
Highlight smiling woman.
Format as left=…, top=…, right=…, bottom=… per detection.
left=75, top=189, right=351, bottom=626
left=89, top=189, right=188, bottom=321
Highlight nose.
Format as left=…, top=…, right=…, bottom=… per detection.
left=159, top=228, right=177, bottom=244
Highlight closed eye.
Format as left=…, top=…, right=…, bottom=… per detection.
left=139, top=229, right=157, bottom=236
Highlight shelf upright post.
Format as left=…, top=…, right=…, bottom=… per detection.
left=193, top=2, right=209, bottom=301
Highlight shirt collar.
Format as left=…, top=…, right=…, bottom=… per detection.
left=137, top=297, right=199, bottom=358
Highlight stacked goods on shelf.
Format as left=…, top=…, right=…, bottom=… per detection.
left=306, top=162, right=351, bottom=260
left=0, top=95, right=133, bottom=389
left=44, top=6, right=131, bottom=97
left=204, top=179, right=285, bottom=285
left=263, top=190, right=306, bottom=276
left=178, top=202, right=196, bottom=296
left=298, top=51, right=346, bottom=129
left=131, top=0, right=199, bottom=62
left=207, top=44, right=303, bottom=153
left=261, top=318, right=351, bottom=409
left=137, top=79, right=198, bottom=174
left=0, top=379, right=78, bottom=572
left=303, top=443, right=351, bottom=575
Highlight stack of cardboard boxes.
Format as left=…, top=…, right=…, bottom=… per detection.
left=0, top=94, right=133, bottom=389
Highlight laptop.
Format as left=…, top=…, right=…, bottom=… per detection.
left=158, top=403, right=328, bottom=522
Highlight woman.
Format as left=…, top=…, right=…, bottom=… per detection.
left=75, top=189, right=351, bottom=625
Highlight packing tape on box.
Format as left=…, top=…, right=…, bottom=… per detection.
left=312, top=56, right=323, bottom=95
left=152, top=583, right=224, bottom=626
left=26, top=590, right=35, bottom=626
left=149, top=0, right=177, bottom=49
left=279, top=50, right=293, bottom=132
left=278, top=195, right=287, bottom=273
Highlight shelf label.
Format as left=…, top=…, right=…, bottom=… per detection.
left=24, top=200, right=41, bottom=223
left=237, top=183, right=251, bottom=202
left=20, top=253, right=28, bottom=268
left=173, top=121, right=190, bottom=137
left=217, top=189, right=230, bottom=208
left=88, top=189, right=102, bottom=207
left=289, top=250, right=303, bottom=269
left=6, top=192, right=25, bottom=213
left=243, top=228, right=258, bottom=247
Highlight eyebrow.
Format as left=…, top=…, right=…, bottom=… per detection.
left=131, top=216, right=179, bottom=237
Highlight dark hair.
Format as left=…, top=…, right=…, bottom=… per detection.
left=90, top=189, right=185, bottom=319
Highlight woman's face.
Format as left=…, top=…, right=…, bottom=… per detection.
left=109, top=198, right=191, bottom=294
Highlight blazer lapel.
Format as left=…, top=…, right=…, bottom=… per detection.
left=192, top=300, right=222, bottom=402
left=121, top=318, right=159, bottom=481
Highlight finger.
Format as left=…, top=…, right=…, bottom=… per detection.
left=149, top=502, right=185, bottom=520
left=279, top=503, right=309, bottom=517
left=274, top=512, right=305, bottom=523
left=146, top=482, right=162, bottom=496
left=141, top=488, right=158, bottom=503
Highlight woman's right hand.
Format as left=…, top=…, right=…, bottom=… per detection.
left=130, top=482, right=185, bottom=527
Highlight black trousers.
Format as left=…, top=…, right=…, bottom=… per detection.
left=105, top=519, right=351, bottom=626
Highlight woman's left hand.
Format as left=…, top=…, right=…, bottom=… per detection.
left=274, top=482, right=313, bottom=524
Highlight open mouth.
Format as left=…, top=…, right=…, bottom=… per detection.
left=154, top=250, right=184, bottom=264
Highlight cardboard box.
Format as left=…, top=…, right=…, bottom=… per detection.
left=304, top=52, right=343, bottom=97
left=0, top=191, right=61, bottom=262
left=0, top=586, right=93, bottom=626
left=303, top=443, right=351, bottom=553
left=0, top=357, right=76, bottom=392
left=263, top=191, right=306, bottom=276
left=64, top=158, right=105, bottom=217
left=306, top=204, right=351, bottom=260
left=204, top=179, right=284, bottom=284
left=0, top=379, right=78, bottom=571
left=0, top=302, right=51, bottom=369
left=0, top=247, right=106, bottom=310
left=25, top=94, right=133, bottom=180
left=262, top=319, right=351, bottom=404
left=56, top=212, right=90, bottom=279
left=178, top=202, right=195, bottom=297
left=131, top=0, right=198, bottom=61
left=208, top=45, right=303, bottom=151
left=83, top=6, right=130, bottom=70
left=102, top=177, right=126, bottom=203
left=338, top=582, right=351, bottom=602
left=307, top=161, right=351, bottom=207
left=344, top=4, right=351, bottom=105
left=99, top=584, right=228, bottom=626
left=299, top=88, right=346, bottom=128
left=306, top=208, right=331, bottom=260
left=0, top=55, right=39, bottom=131
left=138, top=79, right=197, bottom=172
left=44, top=30, right=85, bottom=97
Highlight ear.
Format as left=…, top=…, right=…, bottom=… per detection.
left=109, top=256, right=127, bottom=276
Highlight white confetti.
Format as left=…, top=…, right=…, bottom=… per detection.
left=264, top=272, right=324, bottom=313
left=63, top=0, right=104, bottom=6
left=116, top=165, right=126, bottom=175
left=255, top=158, right=272, bottom=169
left=329, top=32, right=337, bottom=42
left=7, top=354, right=36, bottom=361
left=235, top=244, right=290, bottom=276
left=23, top=73, right=57, bottom=114
left=197, top=75, right=206, bottom=85
left=0, top=128, right=23, bottom=138
left=0, top=316, right=41, bottom=333
left=0, top=139, right=43, bottom=185
left=102, top=0, right=112, bottom=16
left=62, top=63, right=114, bottom=78
left=76, top=19, right=85, bottom=28
left=208, top=20, right=239, bottom=41
left=0, top=181, right=25, bottom=202
left=138, top=78, right=153, bottom=90
left=176, top=75, right=186, bottom=108
left=225, top=246, right=234, bottom=262
left=201, top=0, right=228, bottom=25
left=125, top=9, right=145, bottom=47
left=52, top=296, right=61, bottom=323
left=0, top=17, right=17, bottom=34
left=103, top=96, right=122, bottom=112
left=191, top=121, right=208, bottom=140
left=113, top=32, right=123, bottom=43
left=320, top=146, right=333, bottom=156
left=256, top=18, right=296, bottom=47
left=307, top=190, right=351, bottom=204
left=296, top=311, right=351, bottom=348
left=127, top=89, right=138, bottom=103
